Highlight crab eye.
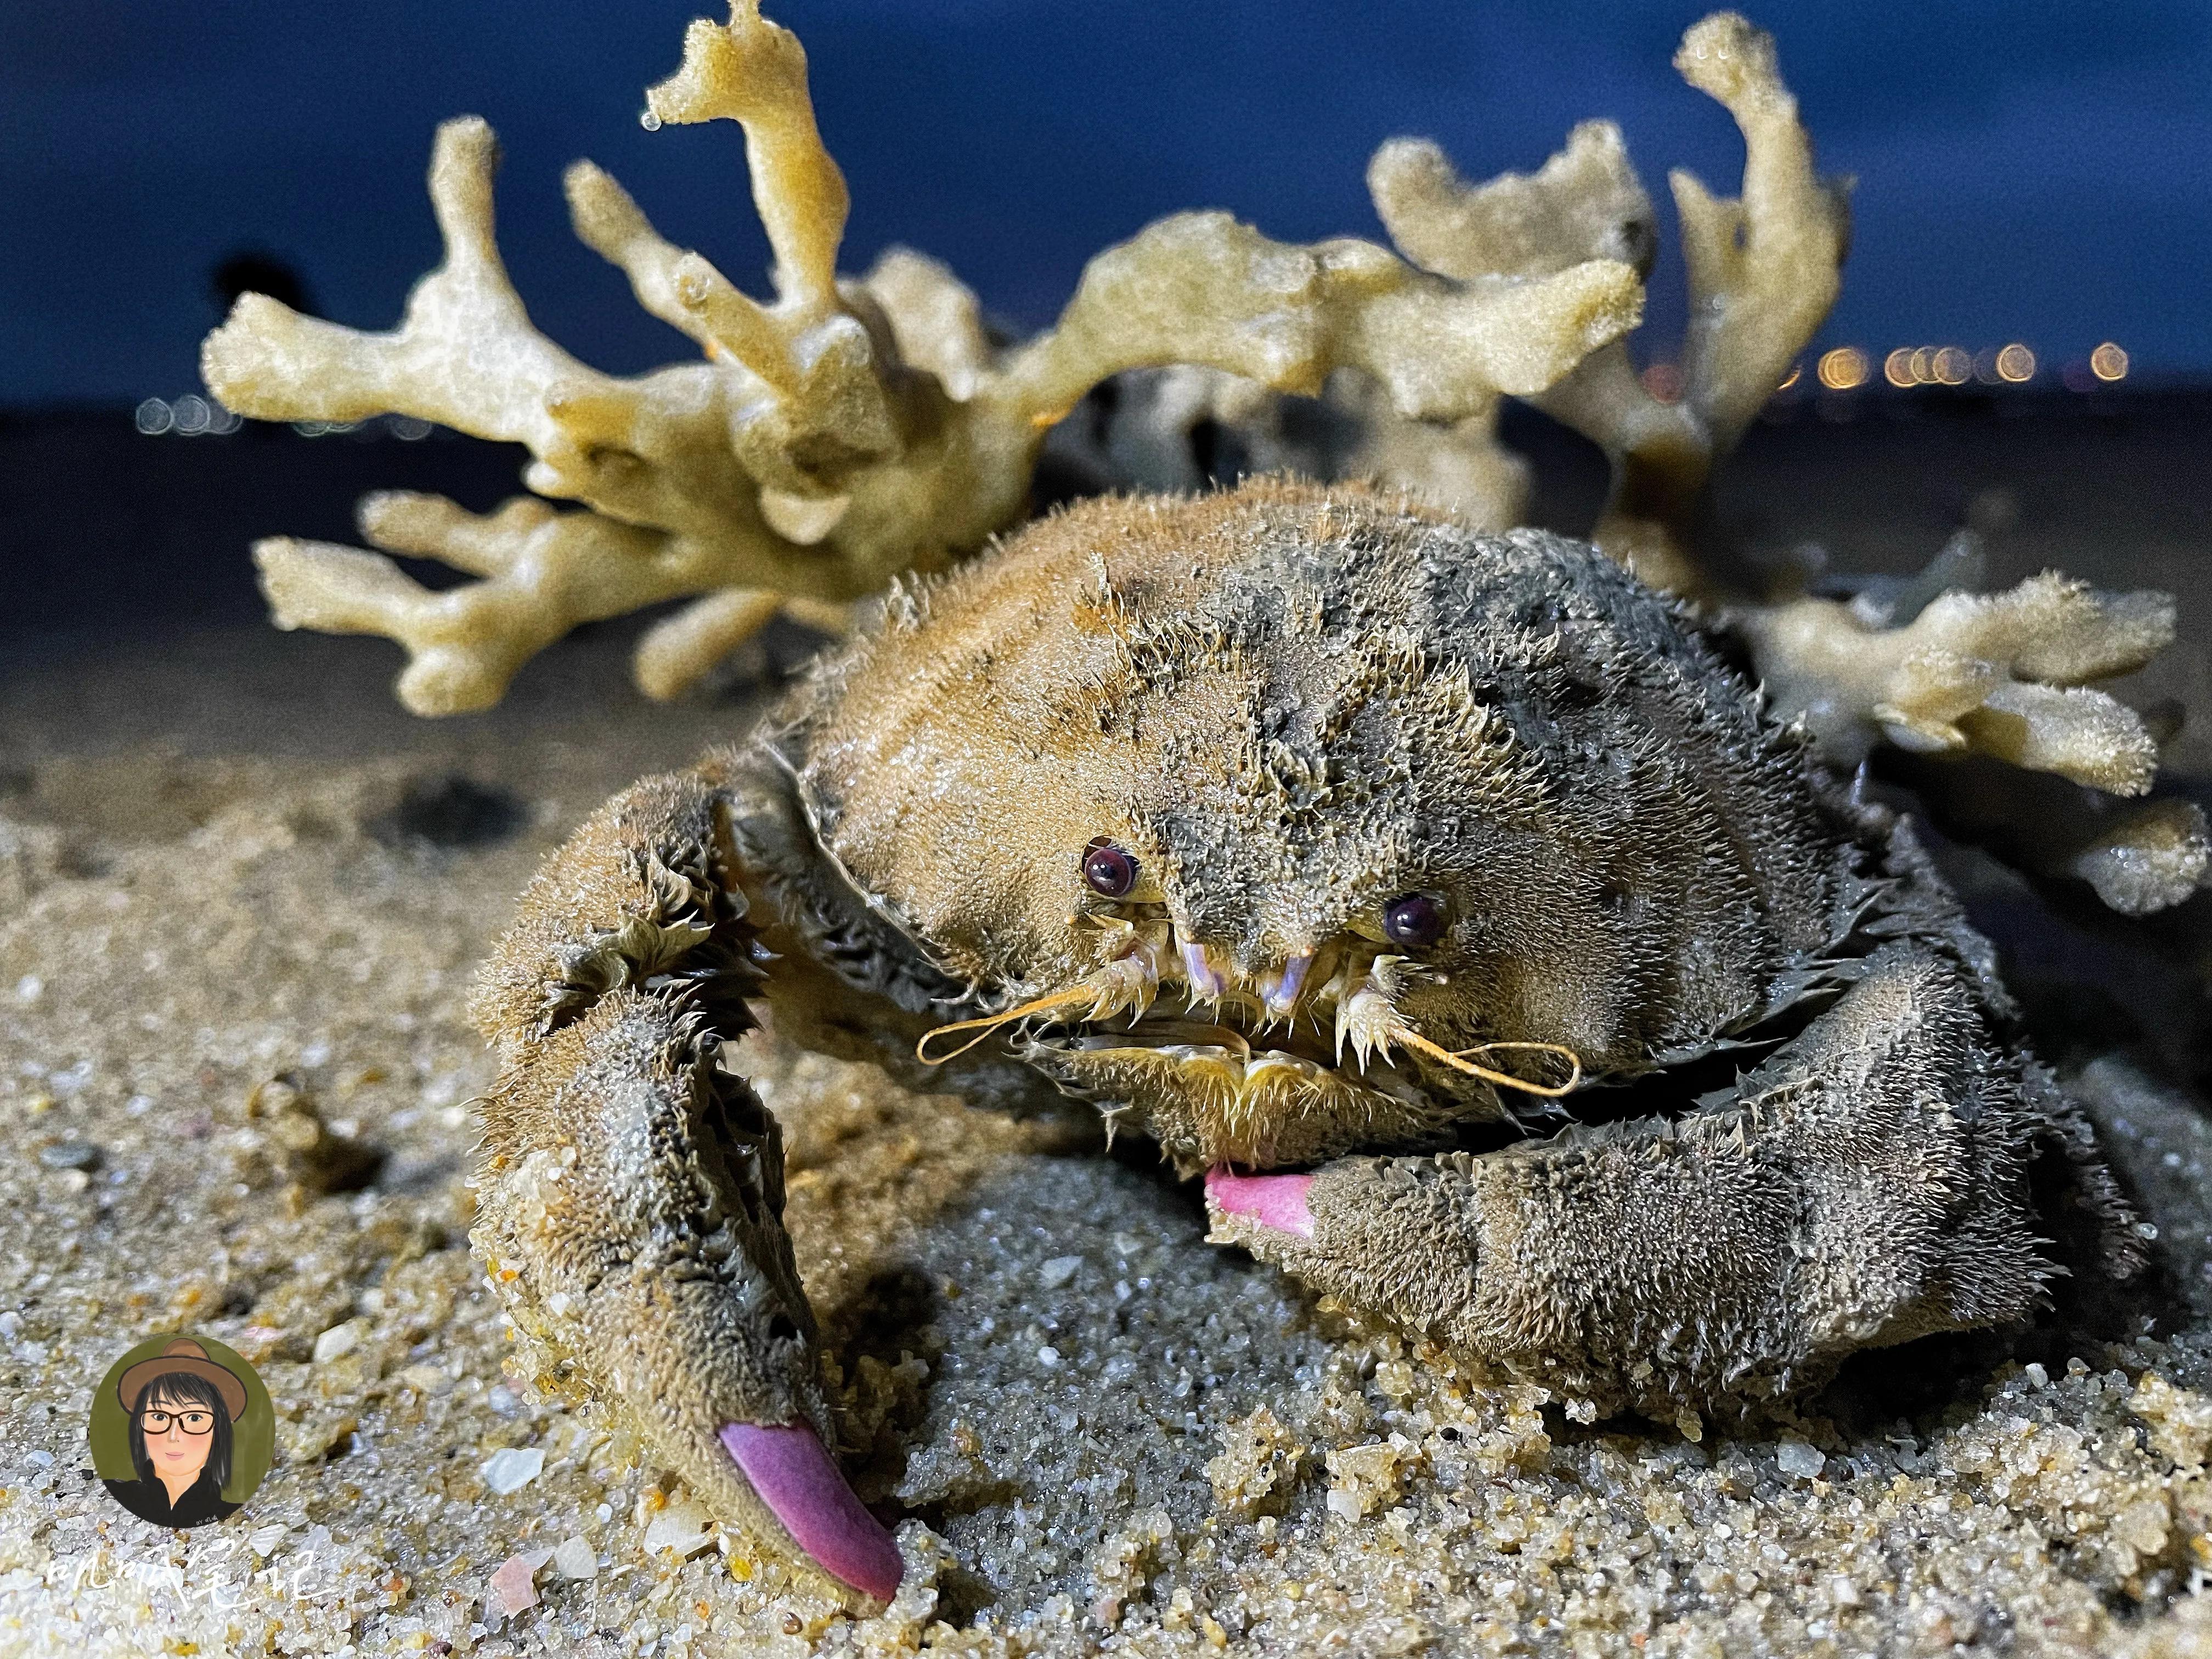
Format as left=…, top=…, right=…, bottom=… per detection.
left=1082, top=837, right=1138, bottom=898
left=1383, top=892, right=1446, bottom=948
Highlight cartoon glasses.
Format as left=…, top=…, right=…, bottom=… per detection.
left=137, top=1408, right=216, bottom=1435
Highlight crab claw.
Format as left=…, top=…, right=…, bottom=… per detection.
left=721, top=1424, right=904, bottom=1604
left=1204, top=1166, right=1315, bottom=1237
left=473, top=987, right=904, bottom=1610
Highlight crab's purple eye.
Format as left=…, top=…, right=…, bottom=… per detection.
left=1082, top=838, right=1138, bottom=898
left=1383, top=893, right=1446, bottom=947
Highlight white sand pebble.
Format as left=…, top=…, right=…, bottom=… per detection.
left=489, top=1547, right=556, bottom=1615
left=482, top=1446, right=546, bottom=1494
left=553, top=1536, right=598, bottom=1581
left=642, top=1495, right=715, bottom=1558
left=1776, top=1440, right=1826, bottom=1479
left=312, top=1321, right=362, bottom=1364
left=247, top=1524, right=290, bottom=1559
left=1039, top=1254, right=1084, bottom=1289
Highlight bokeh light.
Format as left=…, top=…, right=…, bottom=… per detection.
left=2090, top=342, right=2129, bottom=382
left=1816, top=347, right=1869, bottom=391
left=132, top=396, right=242, bottom=437
left=1882, top=343, right=2040, bottom=390
left=1639, top=362, right=1684, bottom=404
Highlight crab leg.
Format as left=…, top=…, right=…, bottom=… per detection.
left=471, top=758, right=901, bottom=1609
left=1209, top=942, right=2141, bottom=1414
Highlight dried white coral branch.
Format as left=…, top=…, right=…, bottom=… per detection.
left=201, top=0, right=1640, bottom=713
left=1066, top=14, right=1842, bottom=557
left=1734, top=572, right=2177, bottom=795
left=1371, top=12, right=1848, bottom=596
left=995, top=213, right=1638, bottom=424
left=1057, top=121, right=1660, bottom=531
left=1370, top=117, right=1658, bottom=292
left=2064, top=799, right=2210, bottom=917
left=209, top=111, right=823, bottom=716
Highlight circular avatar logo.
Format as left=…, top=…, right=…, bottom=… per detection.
left=89, top=1334, right=274, bottom=1527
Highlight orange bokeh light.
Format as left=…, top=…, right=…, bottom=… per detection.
left=1817, top=347, right=1868, bottom=391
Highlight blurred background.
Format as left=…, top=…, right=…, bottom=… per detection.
left=2, top=0, right=2207, bottom=647
left=8, top=0, right=2212, bottom=397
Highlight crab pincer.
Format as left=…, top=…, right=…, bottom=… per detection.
left=469, top=765, right=902, bottom=1609
left=1204, top=1167, right=1315, bottom=1238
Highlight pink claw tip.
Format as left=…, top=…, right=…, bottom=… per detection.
left=720, top=1422, right=903, bottom=1604
left=1205, top=1167, right=1315, bottom=1238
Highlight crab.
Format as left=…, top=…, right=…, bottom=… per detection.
left=469, top=477, right=2144, bottom=1610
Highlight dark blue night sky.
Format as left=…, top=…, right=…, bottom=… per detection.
left=5, top=1, right=2208, bottom=405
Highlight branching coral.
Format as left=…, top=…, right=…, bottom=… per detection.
left=1367, top=13, right=1848, bottom=597
left=1734, top=574, right=2175, bottom=795
left=1729, top=565, right=2204, bottom=911
left=201, top=0, right=1638, bottom=714
left=1037, top=22, right=1839, bottom=591
left=2064, top=799, right=2210, bottom=918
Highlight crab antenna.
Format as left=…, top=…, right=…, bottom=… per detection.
left=915, top=983, right=1105, bottom=1065
left=1392, top=1029, right=1584, bottom=1099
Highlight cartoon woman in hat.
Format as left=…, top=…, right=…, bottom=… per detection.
left=101, top=1338, right=252, bottom=1527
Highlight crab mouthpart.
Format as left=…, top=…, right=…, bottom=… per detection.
left=1065, top=1032, right=1432, bottom=1107
left=1263, top=951, right=1314, bottom=1015
left=1205, top=1166, right=1314, bottom=1237
left=1040, top=1029, right=1460, bottom=1166
left=964, top=933, right=1559, bottom=1164
left=719, top=1423, right=903, bottom=1604
left=1180, top=938, right=1225, bottom=999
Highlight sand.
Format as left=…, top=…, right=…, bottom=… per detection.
left=1, top=608, right=2209, bottom=1658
